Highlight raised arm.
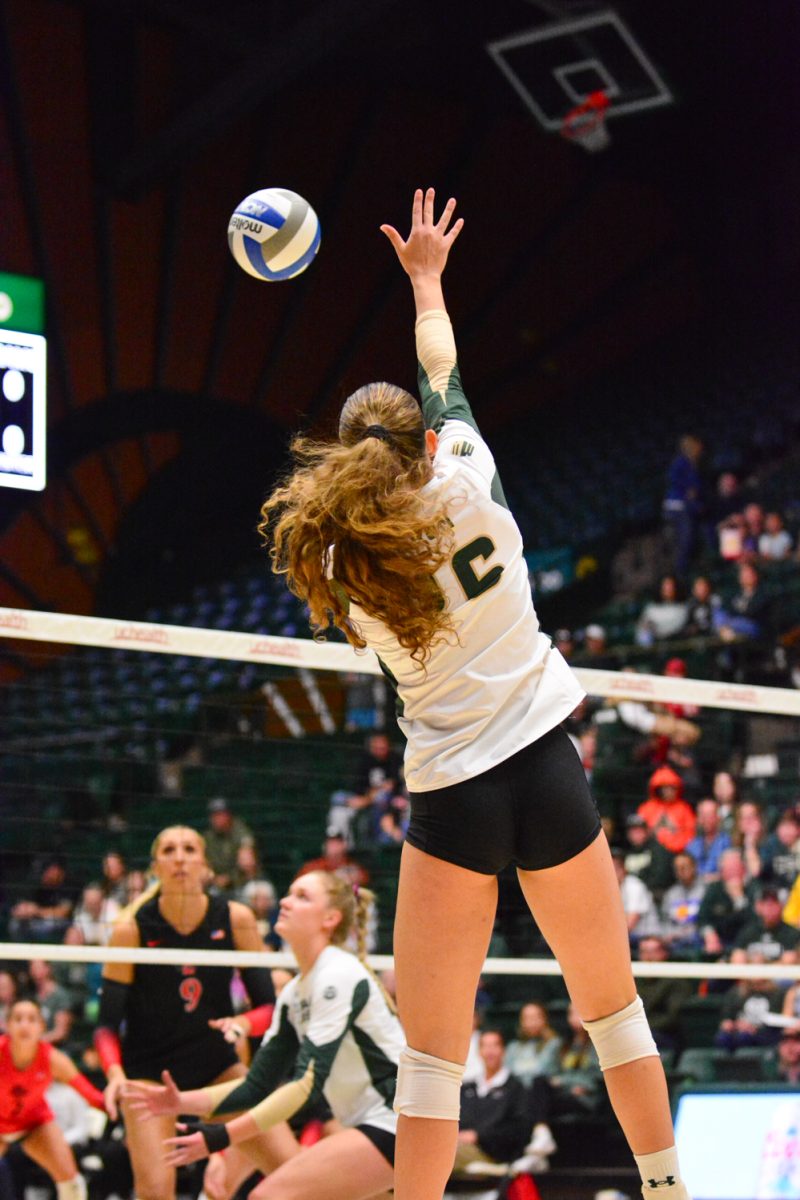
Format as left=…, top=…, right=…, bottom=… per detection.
left=380, top=187, right=462, bottom=320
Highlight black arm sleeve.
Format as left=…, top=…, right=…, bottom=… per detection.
left=96, top=978, right=129, bottom=1032
left=211, top=1002, right=299, bottom=1117
left=240, top=966, right=275, bottom=1007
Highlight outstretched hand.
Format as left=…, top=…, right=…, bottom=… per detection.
left=123, top=1069, right=182, bottom=1118
left=381, top=187, right=463, bottom=280
left=163, top=1126, right=209, bottom=1168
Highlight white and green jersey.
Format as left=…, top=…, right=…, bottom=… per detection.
left=213, top=945, right=402, bottom=1134
left=348, top=309, right=585, bottom=793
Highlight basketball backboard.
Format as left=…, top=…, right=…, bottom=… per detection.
left=487, top=9, right=674, bottom=132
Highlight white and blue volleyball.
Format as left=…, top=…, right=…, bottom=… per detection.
left=227, top=188, right=321, bottom=281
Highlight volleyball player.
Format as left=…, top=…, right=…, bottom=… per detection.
left=126, top=871, right=401, bottom=1200
left=256, top=188, right=692, bottom=1200
left=0, top=997, right=105, bottom=1200
left=94, top=825, right=287, bottom=1200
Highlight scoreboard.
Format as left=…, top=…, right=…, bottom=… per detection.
left=0, top=272, right=46, bottom=492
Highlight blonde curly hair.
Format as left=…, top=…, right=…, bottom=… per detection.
left=259, top=382, right=455, bottom=666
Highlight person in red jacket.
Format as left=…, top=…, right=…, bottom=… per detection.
left=638, top=767, right=696, bottom=854
left=0, top=997, right=105, bottom=1200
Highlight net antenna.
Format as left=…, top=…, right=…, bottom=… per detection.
left=560, top=89, right=610, bottom=152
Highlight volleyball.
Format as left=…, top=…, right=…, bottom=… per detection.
left=227, top=188, right=321, bottom=281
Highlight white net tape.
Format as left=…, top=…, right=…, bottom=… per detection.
left=1, top=606, right=799, bottom=984
left=2, top=606, right=799, bottom=714
left=0, top=942, right=799, bottom=980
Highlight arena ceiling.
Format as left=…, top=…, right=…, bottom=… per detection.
left=0, top=0, right=798, bottom=616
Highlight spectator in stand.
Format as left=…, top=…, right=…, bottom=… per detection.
left=718, top=511, right=748, bottom=562
left=71, top=882, right=120, bottom=947
left=732, top=800, right=767, bottom=885
left=296, top=829, right=369, bottom=889
left=230, top=842, right=264, bottom=895
left=58, top=925, right=99, bottom=1021
left=100, top=852, right=128, bottom=906
left=684, top=576, right=721, bottom=637
left=711, top=770, right=739, bottom=834
left=611, top=848, right=662, bottom=942
left=711, top=472, right=741, bottom=524
left=660, top=853, right=706, bottom=953
left=376, top=790, right=411, bottom=847
left=775, top=1027, right=800, bottom=1084
left=761, top=809, right=800, bottom=896
left=696, top=848, right=757, bottom=957
left=239, top=880, right=281, bottom=951
left=663, top=434, right=705, bottom=578
left=659, top=657, right=697, bottom=716
left=338, top=733, right=405, bottom=847
left=553, top=628, right=575, bottom=661
left=636, top=936, right=695, bottom=1051
left=504, top=1002, right=562, bottom=1087
left=741, top=503, right=766, bottom=558
left=656, top=660, right=703, bottom=801
left=781, top=978, right=800, bottom=1025
left=638, top=766, right=697, bottom=854
left=714, top=951, right=785, bottom=1050
left=8, top=857, right=77, bottom=944
left=123, top=869, right=147, bottom=906
left=731, top=886, right=800, bottom=964
left=461, top=1007, right=486, bottom=1086
left=623, top=814, right=676, bottom=902
left=28, top=960, right=74, bottom=1047
left=578, top=623, right=616, bottom=669
left=714, top=562, right=772, bottom=643
left=784, top=872, right=800, bottom=929
left=0, top=971, right=17, bottom=1033
left=353, top=732, right=404, bottom=799
left=203, top=798, right=256, bottom=893
left=685, top=798, right=732, bottom=884
left=759, top=511, right=793, bottom=561
left=526, top=1003, right=604, bottom=1164
left=635, top=575, right=689, bottom=646
left=452, top=1029, right=531, bottom=1178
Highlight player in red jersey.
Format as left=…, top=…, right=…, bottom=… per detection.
left=0, top=997, right=105, bottom=1200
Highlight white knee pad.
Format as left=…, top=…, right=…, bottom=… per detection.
left=393, top=1046, right=465, bottom=1120
left=57, top=1177, right=87, bottom=1200
left=582, top=995, right=658, bottom=1071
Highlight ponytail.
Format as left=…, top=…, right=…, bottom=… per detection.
left=313, top=871, right=397, bottom=1014
left=259, top=383, right=456, bottom=667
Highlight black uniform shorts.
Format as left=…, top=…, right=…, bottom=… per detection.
left=406, top=724, right=601, bottom=875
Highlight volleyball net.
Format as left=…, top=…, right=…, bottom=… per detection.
left=1, top=604, right=800, bottom=995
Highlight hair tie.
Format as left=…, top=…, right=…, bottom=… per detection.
left=360, top=424, right=394, bottom=445
left=352, top=883, right=360, bottom=900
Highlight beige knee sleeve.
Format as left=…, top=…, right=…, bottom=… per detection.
left=583, top=995, right=658, bottom=1070
left=393, top=1046, right=465, bottom=1119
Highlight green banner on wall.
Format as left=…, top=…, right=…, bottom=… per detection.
left=0, top=272, right=45, bottom=335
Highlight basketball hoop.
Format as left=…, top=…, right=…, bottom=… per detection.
left=560, top=90, right=610, bottom=153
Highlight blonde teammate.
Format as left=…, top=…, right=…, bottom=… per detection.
left=257, top=188, right=692, bottom=1200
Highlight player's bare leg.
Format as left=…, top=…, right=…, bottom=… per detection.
left=248, top=1128, right=392, bottom=1200
left=393, top=844, right=497, bottom=1200
left=518, top=832, right=686, bottom=1197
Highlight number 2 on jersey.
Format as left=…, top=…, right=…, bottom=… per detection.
left=179, top=975, right=203, bottom=1013
left=452, top=536, right=503, bottom=600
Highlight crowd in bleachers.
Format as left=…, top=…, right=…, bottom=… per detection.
left=1, top=352, right=799, bottom=1194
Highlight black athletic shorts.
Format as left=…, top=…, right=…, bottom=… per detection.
left=357, top=1123, right=396, bottom=1166
left=406, top=724, right=601, bottom=875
